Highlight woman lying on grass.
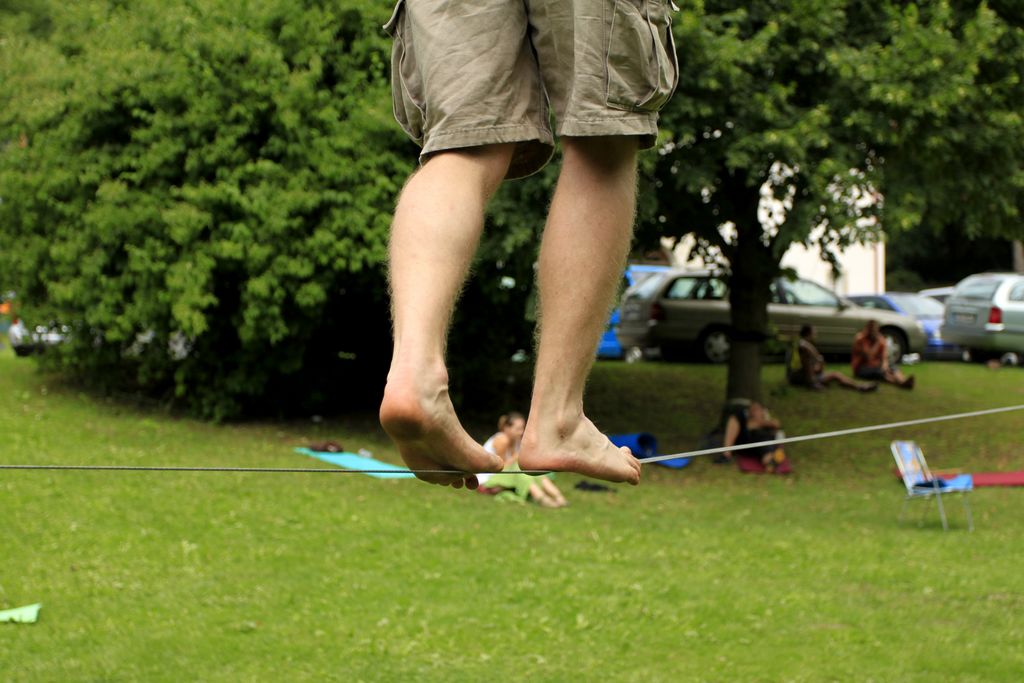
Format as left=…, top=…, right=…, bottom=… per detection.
left=478, top=412, right=568, bottom=508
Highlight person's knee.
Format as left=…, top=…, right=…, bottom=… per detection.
left=421, top=143, right=515, bottom=196
left=561, top=136, right=639, bottom=174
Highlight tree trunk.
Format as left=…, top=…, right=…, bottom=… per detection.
left=727, top=240, right=773, bottom=402
left=1013, top=240, right=1024, bottom=274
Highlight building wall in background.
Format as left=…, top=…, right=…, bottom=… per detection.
left=780, top=241, right=886, bottom=295
left=667, top=236, right=887, bottom=295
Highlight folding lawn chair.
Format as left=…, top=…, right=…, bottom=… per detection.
left=891, top=440, right=974, bottom=532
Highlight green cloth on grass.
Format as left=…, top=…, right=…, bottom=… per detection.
left=486, top=462, right=533, bottom=501
left=0, top=603, right=41, bottom=624
left=486, top=462, right=555, bottom=503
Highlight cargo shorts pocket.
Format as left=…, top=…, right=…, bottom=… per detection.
left=606, top=0, right=679, bottom=114
left=383, top=0, right=426, bottom=143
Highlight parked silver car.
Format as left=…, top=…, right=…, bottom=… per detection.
left=941, top=273, right=1024, bottom=360
left=918, top=285, right=955, bottom=304
left=617, top=270, right=927, bottom=364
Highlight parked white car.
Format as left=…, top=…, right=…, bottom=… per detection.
left=918, top=285, right=955, bottom=304
left=941, top=273, right=1024, bottom=360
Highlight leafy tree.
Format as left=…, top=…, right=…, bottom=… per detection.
left=649, top=0, right=1024, bottom=402
left=886, top=222, right=1014, bottom=291
left=0, top=0, right=561, bottom=419
left=0, top=0, right=409, bottom=418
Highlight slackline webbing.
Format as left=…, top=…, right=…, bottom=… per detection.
left=1, top=403, right=1022, bottom=475
left=639, top=403, right=1024, bottom=464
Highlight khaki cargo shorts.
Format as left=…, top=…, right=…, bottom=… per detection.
left=383, top=0, right=679, bottom=179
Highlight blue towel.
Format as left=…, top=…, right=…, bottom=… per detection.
left=608, top=432, right=690, bottom=469
left=295, top=448, right=416, bottom=479
left=913, top=474, right=973, bottom=492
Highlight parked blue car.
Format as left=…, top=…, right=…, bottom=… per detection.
left=598, top=264, right=671, bottom=360
left=847, top=292, right=960, bottom=359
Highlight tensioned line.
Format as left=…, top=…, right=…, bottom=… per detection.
left=2, top=404, right=1023, bottom=475
left=639, top=403, right=1024, bottom=465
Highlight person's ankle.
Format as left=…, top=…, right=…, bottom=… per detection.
left=527, top=406, right=586, bottom=444
left=385, top=358, right=449, bottom=393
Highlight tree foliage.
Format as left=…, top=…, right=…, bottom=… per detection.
left=1, top=0, right=414, bottom=418
left=649, top=0, right=1024, bottom=401
left=4, top=0, right=1021, bottom=418
left=1, top=0, right=554, bottom=419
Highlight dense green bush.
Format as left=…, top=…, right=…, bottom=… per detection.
left=0, top=0, right=548, bottom=418
left=1, top=0, right=411, bottom=418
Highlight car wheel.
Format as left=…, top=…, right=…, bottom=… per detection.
left=624, top=346, right=644, bottom=363
left=882, top=327, right=907, bottom=365
left=699, top=327, right=731, bottom=364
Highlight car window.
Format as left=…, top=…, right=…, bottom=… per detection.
left=1009, top=282, right=1024, bottom=302
left=632, top=273, right=670, bottom=300
left=887, top=293, right=944, bottom=316
left=784, top=279, right=840, bottom=307
left=627, top=270, right=662, bottom=289
left=694, top=278, right=728, bottom=300
left=769, top=281, right=790, bottom=304
left=664, top=277, right=702, bottom=300
left=954, top=277, right=1001, bottom=301
left=853, top=296, right=893, bottom=311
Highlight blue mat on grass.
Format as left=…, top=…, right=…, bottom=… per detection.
left=609, top=432, right=690, bottom=469
left=913, top=473, right=973, bottom=491
left=295, top=448, right=415, bottom=479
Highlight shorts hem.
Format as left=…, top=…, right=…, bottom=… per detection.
left=855, top=367, right=885, bottom=380
left=558, top=116, right=660, bottom=149
left=422, top=123, right=554, bottom=154
left=421, top=123, right=556, bottom=179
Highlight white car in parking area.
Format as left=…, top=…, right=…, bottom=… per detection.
left=942, top=272, right=1024, bottom=361
left=918, top=285, right=955, bottom=304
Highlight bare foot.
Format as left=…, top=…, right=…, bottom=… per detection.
left=519, top=414, right=641, bottom=485
left=380, top=366, right=503, bottom=488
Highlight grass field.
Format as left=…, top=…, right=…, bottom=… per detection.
left=3, top=349, right=1024, bottom=682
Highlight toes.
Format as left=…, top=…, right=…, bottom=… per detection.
left=619, top=447, right=642, bottom=485
left=416, top=471, right=463, bottom=487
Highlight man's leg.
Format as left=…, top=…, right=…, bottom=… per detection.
left=519, top=136, right=642, bottom=484
left=825, top=371, right=878, bottom=391
left=884, top=368, right=912, bottom=387
left=380, top=145, right=513, bottom=488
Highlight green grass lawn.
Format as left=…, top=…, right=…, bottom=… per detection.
left=3, top=349, right=1024, bottom=682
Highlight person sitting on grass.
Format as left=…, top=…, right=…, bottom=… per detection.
left=851, top=320, right=915, bottom=389
left=478, top=412, right=568, bottom=508
left=790, top=324, right=877, bottom=392
left=720, top=401, right=788, bottom=473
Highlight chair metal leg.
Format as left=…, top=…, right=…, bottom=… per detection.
left=918, top=497, right=929, bottom=526
left=934, top=490, right=949, bottom=531
left=899, top=496, right=910, bottom=523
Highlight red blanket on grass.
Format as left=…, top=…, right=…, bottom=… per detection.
left=736, top=454, right=793, bottom=475
left=949, top=471, right=1024, bottom=487
left=892, top=469, right=1024, bottom=487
